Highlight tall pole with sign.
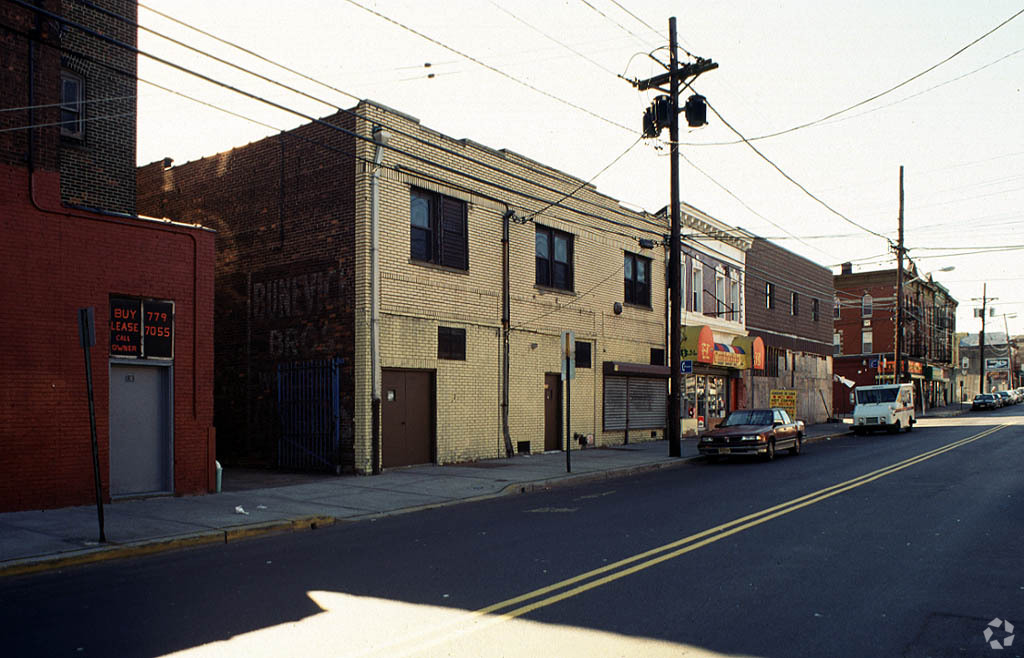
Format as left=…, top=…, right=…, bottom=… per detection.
left=561, top=331, right=574, bottom=473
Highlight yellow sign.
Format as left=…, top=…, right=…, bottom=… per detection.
left=712, top=350, right=745, bottom=369
left=769, top=389, right=797, bottom=419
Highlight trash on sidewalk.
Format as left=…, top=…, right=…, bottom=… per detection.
left=234, top=505, right=249, bottom=515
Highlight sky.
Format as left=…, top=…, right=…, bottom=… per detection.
left=135, top=0, right=1024, bottom=336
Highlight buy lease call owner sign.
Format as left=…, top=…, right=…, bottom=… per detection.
left=110, top=298, right=174, bottom=359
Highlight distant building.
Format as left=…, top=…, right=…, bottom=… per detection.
left=0, top=0, right=215, bottom=512
left=959, top=332, right=1016, bottom=394
left=832, top=262, right=957, bottom=415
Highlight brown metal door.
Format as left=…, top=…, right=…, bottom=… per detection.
left=382, top=370, right=434, bottom=468
left=544, top=373, right=562, bottom=451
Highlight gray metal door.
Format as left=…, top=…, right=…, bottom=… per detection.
left=109, top=364, right=171, bottom=496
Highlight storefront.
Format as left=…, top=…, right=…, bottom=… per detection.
left=680, top=326, right=764, bottom=432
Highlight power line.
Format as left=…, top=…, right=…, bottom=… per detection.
left=678, top=7, right=1024, bottom=147
left=129, top=0, right=666, bottom=231
left=341, top=0, right=636, bottom=133
left=703, top=98, right=893, bottom=244
left=0, top=112, right=135, bottom=134
left=0, top=93, right=136, bottom=113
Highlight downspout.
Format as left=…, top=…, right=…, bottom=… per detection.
left=370, top=125, right=389, bottom=474
left=501, top=209, right=514, bottom=457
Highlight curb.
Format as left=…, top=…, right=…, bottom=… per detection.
left=0, top=515, right=337, bottom=578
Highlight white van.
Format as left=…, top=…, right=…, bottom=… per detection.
left=852, top=383, right=915, bottom=434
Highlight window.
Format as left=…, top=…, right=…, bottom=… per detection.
left=861, top=329, right=873, bottom=354
left=536, top=225, right=573, bottom=291
left=791, top=292, right=799, bottom=316
left=812, top=298, right=820, bottom=322
left=834, top=297, right=841, bottom=320
left=438, top=326, right=466, bottom=360
left=833, top=332, right=842, bottom=356
left=60, top=71, right=85, bottom=139
left=624, top=253, right=651, bottom=307
left=650, top=347, right=665, bottom=366
left=765, top=282, right=774, bottom=310
left=575, top=340, right=592, bottom=368
left=410, top=188, right=468, bottom=270
left=862, top=294, right=872, bottom=317
left=715, top=270, right=726, bottom=317
left=691, top=262, right=703, bottom=313
left=730, top=277, right=741, bottom=322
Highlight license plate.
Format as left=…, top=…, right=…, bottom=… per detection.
left=718, top=448, right=731, bottom=455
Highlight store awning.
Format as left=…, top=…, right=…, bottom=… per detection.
left=681, top=325, right=714, bottom=364
left=732, top=335, right=765, bottom=370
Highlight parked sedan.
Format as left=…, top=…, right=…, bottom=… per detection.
left=699, top=408, right=804, bottom=460
left=995, top=391, right=1013, bottom=407
left=973, top=394, right=998, bottom=411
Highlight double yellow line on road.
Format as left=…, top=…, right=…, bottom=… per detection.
left=365, top=425, right=1011, bottom=657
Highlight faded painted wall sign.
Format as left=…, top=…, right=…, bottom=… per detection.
left=249, top=263, right=347, bottom=359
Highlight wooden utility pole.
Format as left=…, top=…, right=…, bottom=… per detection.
left=629, top=19, right=716, bottom=457
left=895, top=167, right=905, bottom=385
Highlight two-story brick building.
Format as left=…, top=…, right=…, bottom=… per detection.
left=832, top=262, right=957, bottom=415
left=0, top=0, right=215, bottom=512
left=138, top=100, right=764, bottom=472
left=742, top=238, right=834, bottom=423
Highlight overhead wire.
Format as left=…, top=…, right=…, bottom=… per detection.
left=677, top=6, right=1024, bottom=147
left=130, top=0, right=670, bottom=233
left=340, top=0, right=636, bottom=133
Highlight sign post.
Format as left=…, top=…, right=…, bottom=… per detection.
left=561, top=331, right=575, bottom=473
left=78, top=307, right=105, bottom=543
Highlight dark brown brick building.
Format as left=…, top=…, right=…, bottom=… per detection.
left=743, top=238, right=834, bottom=422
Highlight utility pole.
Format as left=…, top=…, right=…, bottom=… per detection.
left=972, top=285, right=995, bottom=395
left=895, top=166, right=905, bottom=385
left=628, top=18, right=717, bottom=457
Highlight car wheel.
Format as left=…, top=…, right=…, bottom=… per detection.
left=765, top=439, right=776, bottom=461
left=789, top=435, right=802, bottom=455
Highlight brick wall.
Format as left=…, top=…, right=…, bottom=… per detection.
left=138, top=115, right=358, bottom=468
left=58, top=0, right=137, bottom=215
left=0, top=167, right=214, bottom=512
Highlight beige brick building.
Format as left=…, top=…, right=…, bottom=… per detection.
left=140, top=99, right=759, bottom=474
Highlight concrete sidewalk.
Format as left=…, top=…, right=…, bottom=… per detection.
left=0, top=419, right=872, bottom=577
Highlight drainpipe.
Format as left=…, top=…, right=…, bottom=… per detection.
left=501, top=209, right=514, bottom=457
left=370, top=125, right=390, bottom=474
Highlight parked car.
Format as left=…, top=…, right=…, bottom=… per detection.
left=699, top=408, right=804, bottom=460
left=972, top=394, right=998, bottom=411
left=995, top=391, right=1013, bottom=407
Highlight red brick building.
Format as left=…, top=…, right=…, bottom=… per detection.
left=832, top=262, right=957, bottom=415
left=0, top=0, right=215, bottom=511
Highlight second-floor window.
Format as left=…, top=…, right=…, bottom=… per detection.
left=766, top=282, right=774, bottom=310
left=812, top=298, right=820, bottom=322
left=833, top=332, right=842, bottom=355
left=715, top=270, right=727, bottom=317
left=691, top=263, right=703, bottom=313
left=862, top=329, right=873, bottom=354
left=834, top=297, right=841, bottom=319
left=791, top=292, right=799, bottom=316
left=624, top=252, right=651, bottom=307
left=862, top=294, right=873, bottom=317
left=730, top=277, right=741, bottom=322
left=60, top=71, right=85, bottom=140
left=535, top=225, right=574, bottom=291
left=410, top=188, right=468, bottom=270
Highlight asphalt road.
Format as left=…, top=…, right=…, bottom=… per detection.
left=3, top=408, right=1022, bottom=658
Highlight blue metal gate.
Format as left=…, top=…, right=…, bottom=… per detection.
left=276, top=358, right=344, bottom=473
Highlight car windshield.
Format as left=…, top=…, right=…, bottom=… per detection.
left=720, top=410, right=773, bottom=426
left=856, top=388, right=899, bottom=404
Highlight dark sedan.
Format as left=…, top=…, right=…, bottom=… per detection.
left=698, top=408, right=804, bottom=461
left=972, top=394, right=998, bottom=411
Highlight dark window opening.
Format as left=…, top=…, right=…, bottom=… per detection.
left=650, top=348, right=665, bottom=366
left=410, top=188, right=468, bottom=270
left=60, top=71, right=85, bottom=140
left=536, top=225, right=574, bottom=291
left=624, top=252, right=651, bottom=307
left=438, top=326, right=466, bottom=360
left=575, top=340, right=592, bottom=368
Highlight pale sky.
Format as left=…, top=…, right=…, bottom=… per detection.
left=136, top=0, right=1024, bottom=336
